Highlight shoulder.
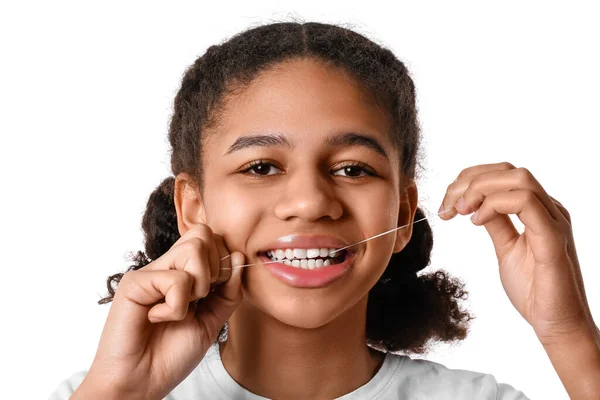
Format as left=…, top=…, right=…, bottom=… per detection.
left=381, top=353, right=530, bottom=400
left=48, top=370, right=87, bottom=400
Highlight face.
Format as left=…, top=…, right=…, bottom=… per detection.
left=178, top=58, right=417, bottom=329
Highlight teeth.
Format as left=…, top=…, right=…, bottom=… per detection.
left=265, top=247, right=345, bottom=269
left=271, top=248, right=341, bottom=260
left=275, top=249, right=285, bottom=260
left=285, top=249, right=294, bottom=260
left=306, top=249, right=320, bottom=258
left=293, top=249, right=307, bottom=259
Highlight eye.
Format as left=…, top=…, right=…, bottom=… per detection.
left=240, top=160, right=282, bottom=176
left=332, top=162, right=375, bottom=178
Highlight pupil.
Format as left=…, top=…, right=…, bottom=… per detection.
left=254, top=164, right=268, bottom=175
left=346, top=167, right=359, bottom=176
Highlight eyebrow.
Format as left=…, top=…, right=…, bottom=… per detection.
left=224, top=131, right=388, bottom=159
left=325, top=132, right=388, bottom=159
left=224, top=134, right=292, bottom=155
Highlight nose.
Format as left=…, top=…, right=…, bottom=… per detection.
left=273, top=168, right=343, bottom=222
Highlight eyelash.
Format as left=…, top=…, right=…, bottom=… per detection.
left=239, top=160, right=376, bottom=179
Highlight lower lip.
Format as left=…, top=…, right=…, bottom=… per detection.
left=260, top=252, right=354, bottom=288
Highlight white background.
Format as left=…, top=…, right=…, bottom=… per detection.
left=1, top=1, right=599, bottom=399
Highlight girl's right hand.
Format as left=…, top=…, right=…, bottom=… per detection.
left=74, top=224, right=244, bottom=400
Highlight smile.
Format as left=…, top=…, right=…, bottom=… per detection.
left=263, top=248, right=346, bottom=269
left=257, top=234, right=357, bottom=288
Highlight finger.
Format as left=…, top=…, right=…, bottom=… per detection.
left=195, top=251, right=244, bottom=341
left=146, top=237, right=211, bottom=300
left=213, top=234, right=232, bottom=284
left=206, top=231, right=220, bottom=284
left=156, top=223, right=221, bottom=284
left=168, top=223, right=215, bottom=254
left=549, top=195, right=572, bottom=225
left=440, top=162, right=517, bottom=220
left=146, top=270, right=195, bottom=322
left=114, top=269, right=193, bottom=325
left=456, top=161, right=517, bottom=182
left=454, top=168, right=564, bottom=222
left=471, top=190, right=561, bottom=261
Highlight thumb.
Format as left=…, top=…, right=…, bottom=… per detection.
left=195, top=251, right=244, bottom=340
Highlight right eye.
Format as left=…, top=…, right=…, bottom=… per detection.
left=239, top=160, right=282, bottom=176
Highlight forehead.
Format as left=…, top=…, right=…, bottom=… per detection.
left=205, top=58, right=395, bottom=153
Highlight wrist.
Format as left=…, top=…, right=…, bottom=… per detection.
left=540, top=321, right=600, bottom=399
left=71, top=375, right=144, bottom=400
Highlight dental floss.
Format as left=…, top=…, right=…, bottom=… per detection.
left=220, top=208, right=453, bottom=269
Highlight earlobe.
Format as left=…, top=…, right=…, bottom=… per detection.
left=393, top=179, right=418, bottom=253
left=174, top=172, right=207, bottom=236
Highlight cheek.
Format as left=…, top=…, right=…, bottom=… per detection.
left=345, top=184, right=399, bottom=232
left=347, top=185, right=399, bottom=272
left=203, top=184, right=267, bottom=248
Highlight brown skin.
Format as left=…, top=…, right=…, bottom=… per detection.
left=439, top=162, right=600, bottom=399
left=73, top=58, right=598, bottom=399
left=175, top=58, right=418, bottom=399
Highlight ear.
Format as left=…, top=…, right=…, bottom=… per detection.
left=393, top=178, right=418, bottom=253
left=173, top=172, right=207, bottom=236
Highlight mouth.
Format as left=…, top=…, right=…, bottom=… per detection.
left=256, top=236, right=356, bottom=288
left=260, top=247, right=348, bottom=269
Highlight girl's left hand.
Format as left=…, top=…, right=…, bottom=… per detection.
left=439, top=162, right=595, bottom=344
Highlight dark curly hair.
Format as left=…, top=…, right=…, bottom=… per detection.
left=98, top=20, right=473, bottom=355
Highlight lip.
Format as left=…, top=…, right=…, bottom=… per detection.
left=257, top=234, right=357, bottom=288
left=260, top=252, right=355, bottom=288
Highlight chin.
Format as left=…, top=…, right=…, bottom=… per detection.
left=242, top=286, right=364, bottom=330
left=270, top=304, right=340, bottom=329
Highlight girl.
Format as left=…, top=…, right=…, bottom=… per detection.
left=50, top=21, right=599, bottom=399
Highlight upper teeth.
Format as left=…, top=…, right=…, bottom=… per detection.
left=266, top=248, right=337, bottom=260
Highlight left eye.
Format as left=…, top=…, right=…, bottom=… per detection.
left=332, top=165, right=372, bottom=177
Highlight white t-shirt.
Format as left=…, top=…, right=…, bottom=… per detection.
left=49, top=342, right=529, bottom=399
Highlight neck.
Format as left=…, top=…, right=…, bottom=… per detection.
left=220, top=296, right=385, bottom=400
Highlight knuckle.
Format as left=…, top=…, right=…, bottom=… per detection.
left=468, top=175, right=483, bottom=192
left=190, top=223, right=213, bottom=238
left=166, top=270, right=190, bottom=294
left=515, top=167, right=533, bottom=185
left=446, top=180, right=461, bottom=196
left=117, top=270, right=136, bottom=291
left=175, top=269, right=194, bottom=285
left=562, top=208, right=572, bottom=222
left=181, top=237, right=206, bottom=254
left=501, top=161, right=516, bottom=170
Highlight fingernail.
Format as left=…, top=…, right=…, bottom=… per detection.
left=471, top=211, right=479, bottom=223
left=456, top=197, right=465, bottom=211
left=438, top=204, right=444, bottom=214
left=220, top=266, right=231, bottom=280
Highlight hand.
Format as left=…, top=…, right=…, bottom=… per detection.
left=439, top=162, right=595, bottom=344
left=79, top=224, right=244, bottom=400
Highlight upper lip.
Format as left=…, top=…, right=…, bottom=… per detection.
left=258, top=234, right=355, bottom=254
